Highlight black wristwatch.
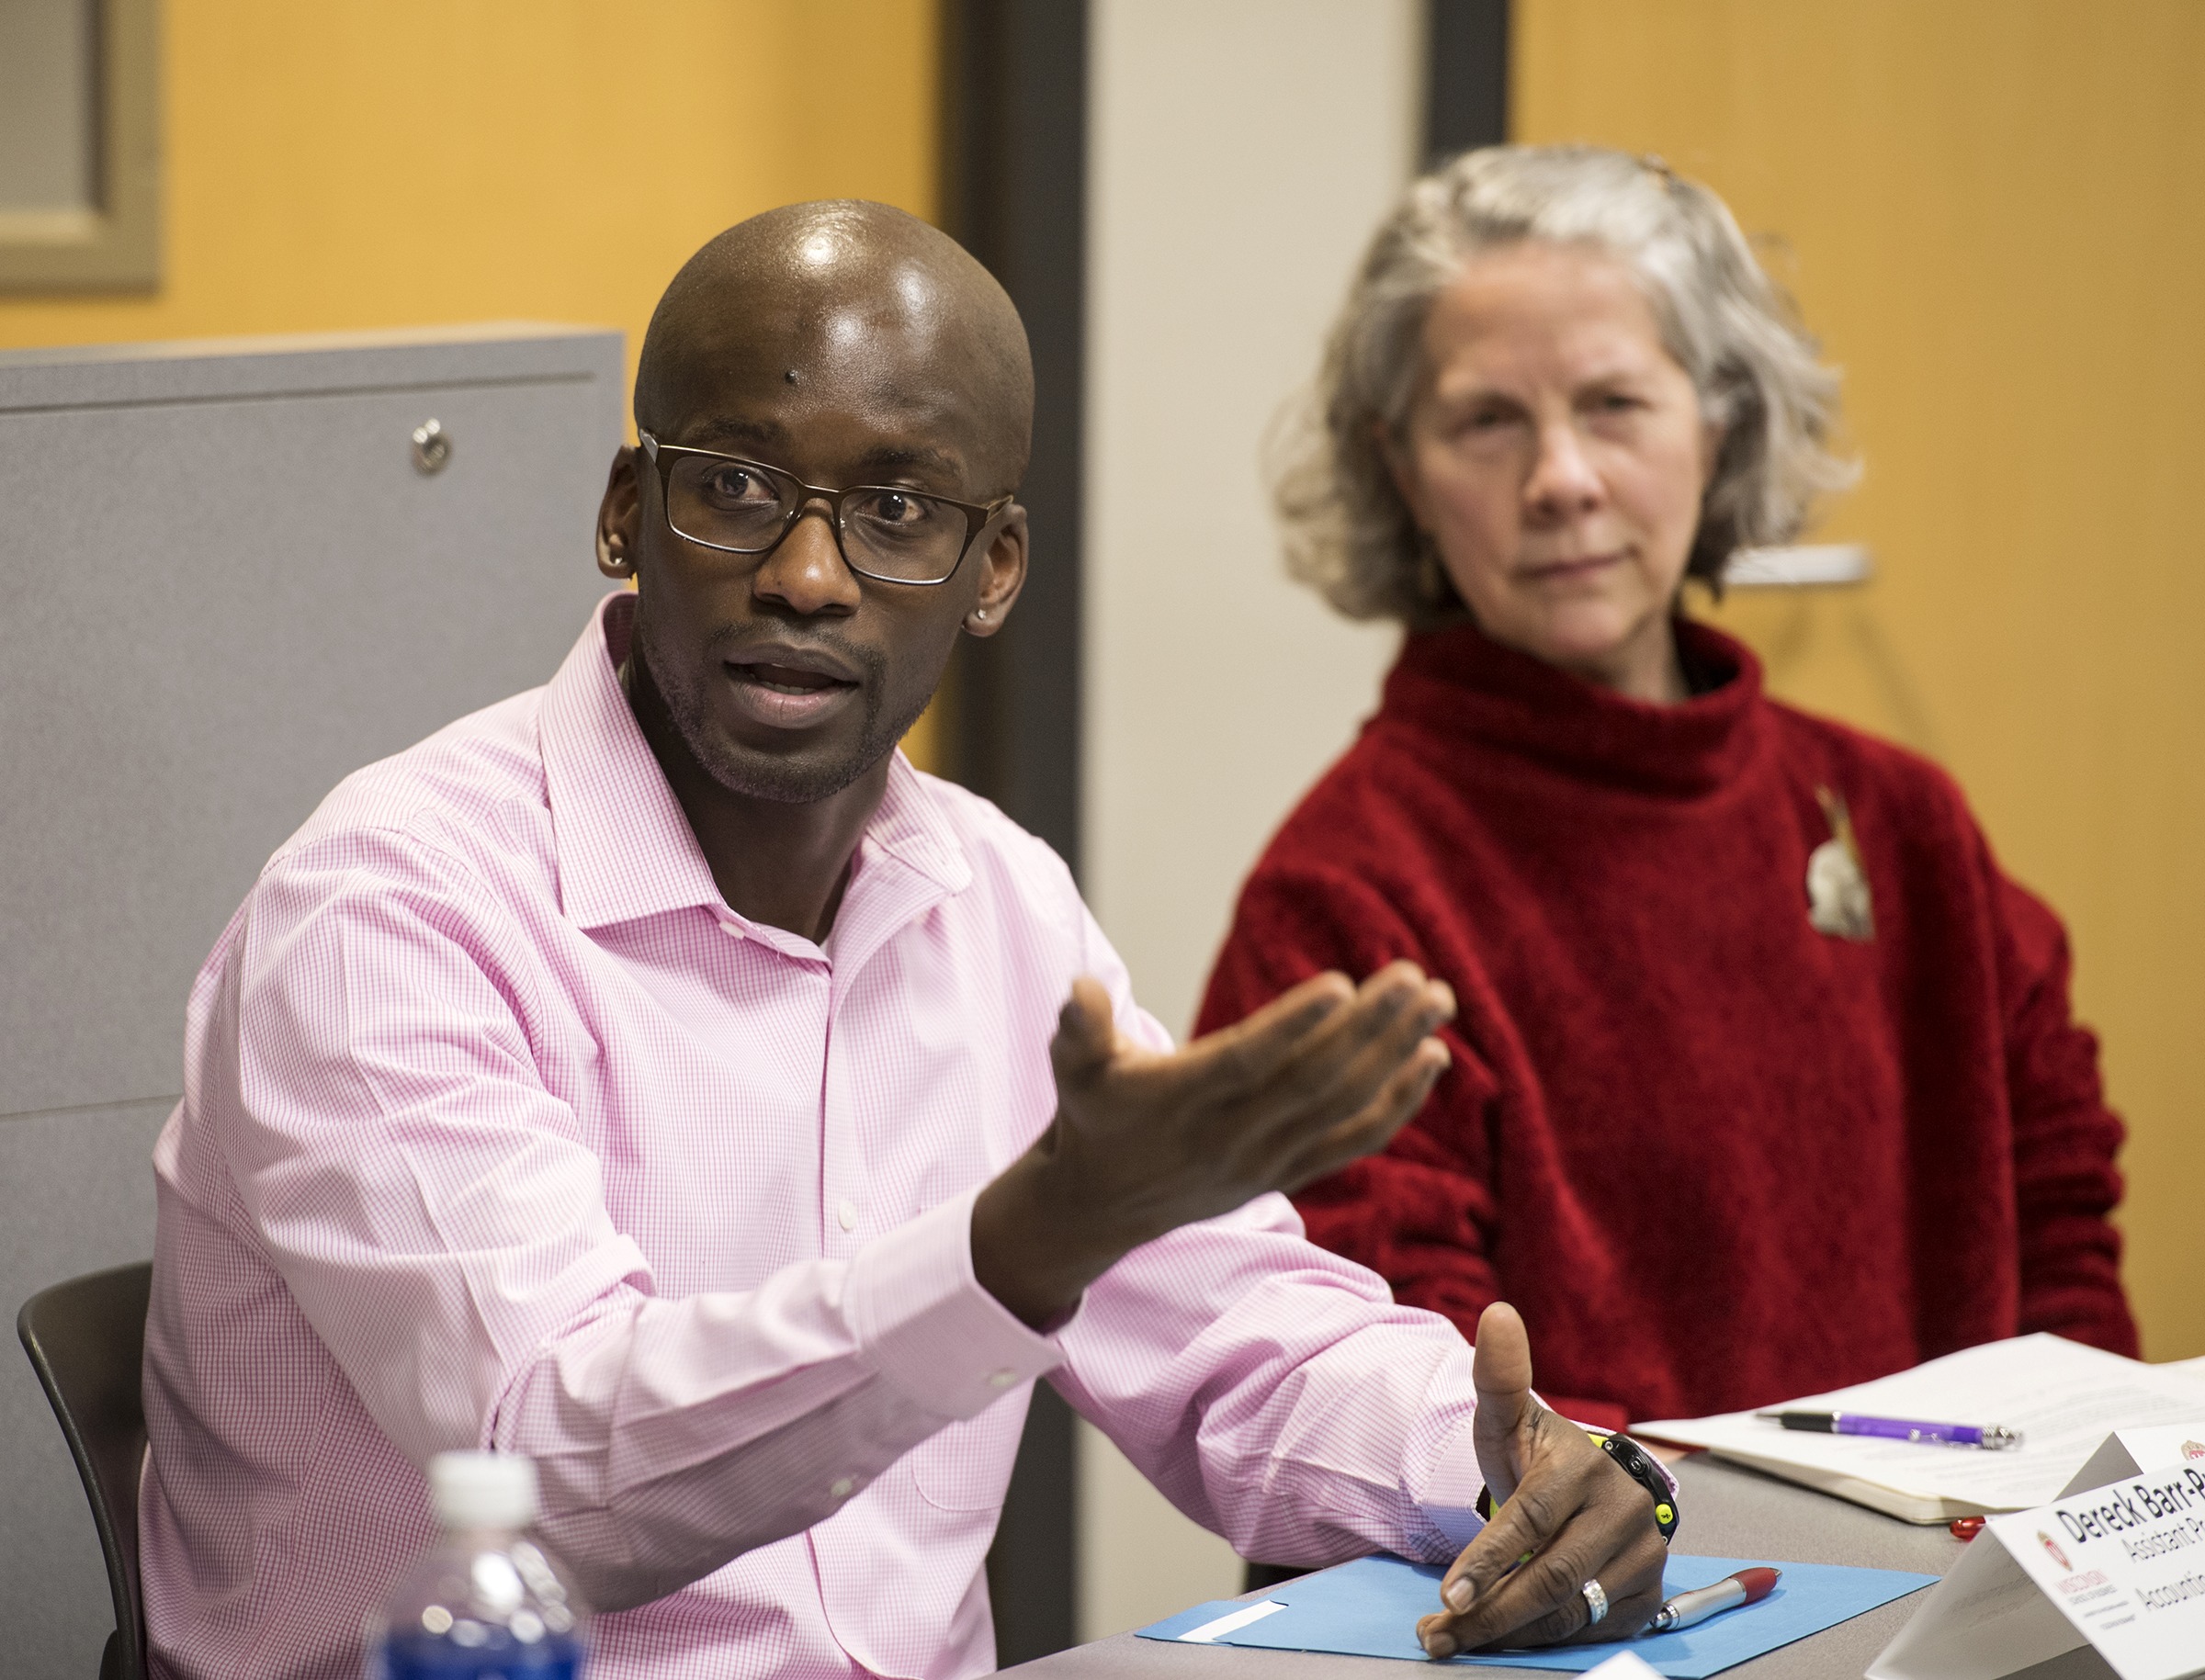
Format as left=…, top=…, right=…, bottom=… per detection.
left=1472, top=1427, right=1679, bottom=1542
left=1592, top=1429, right=1679, bottom=1542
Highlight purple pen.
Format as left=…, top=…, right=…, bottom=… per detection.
left=1755, top=1410, right=2024, bottom=1450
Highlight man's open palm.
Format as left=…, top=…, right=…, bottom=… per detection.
left=973, top=964, right=1453, bottom=1328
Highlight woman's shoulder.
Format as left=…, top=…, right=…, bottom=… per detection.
left=1758, top=695, right=1979, bottom=836
left=1245, top=718, right=1467, bottom=879
left=1201, top=728, right=1478, bottom=1030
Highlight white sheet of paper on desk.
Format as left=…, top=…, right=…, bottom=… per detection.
left=1636, top=1335, right=2205, bottom=1522
left=1174, top=1601, right=1287, bottom=1644
left=1578, top=1653, right=1662, bottom=1680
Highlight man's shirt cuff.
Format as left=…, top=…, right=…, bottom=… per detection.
left=1411, top=1410, right=1489, bottom=1551
left=845, top=1184, right=1065, bottom=1418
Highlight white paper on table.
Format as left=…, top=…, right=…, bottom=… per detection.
left=1637, top=1336, right=2205, bottom=1519
left=1870, top=1453, right=2205, bottom=1680
left=1175, top=1601, right=1287, bottom=1643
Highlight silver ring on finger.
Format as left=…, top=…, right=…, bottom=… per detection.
left=1579, top=1579, right=1609, bottom=1627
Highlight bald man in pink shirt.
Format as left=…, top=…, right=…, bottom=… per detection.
left=141, top=203, right=1666, bottom=1680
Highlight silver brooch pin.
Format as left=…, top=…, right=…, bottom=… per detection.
left=1806, top=784, right=1874, bottom=941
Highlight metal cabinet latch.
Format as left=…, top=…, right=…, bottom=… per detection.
left=411, top=418, right=451, bottom=475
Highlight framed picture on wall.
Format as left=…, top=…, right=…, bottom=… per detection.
left=0, top=0, right=157, bottom=290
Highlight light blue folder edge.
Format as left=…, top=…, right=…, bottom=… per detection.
left=1134, top=1553, right=1937, bottom=1677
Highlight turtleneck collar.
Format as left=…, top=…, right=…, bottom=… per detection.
left=1377, top=615, right=1769, bottom=799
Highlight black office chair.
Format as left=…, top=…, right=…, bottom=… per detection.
left=18, top=1261, right=154, bottom=1680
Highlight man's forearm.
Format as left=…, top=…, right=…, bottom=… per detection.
left=971, top=1144, right=1145, bottom=1329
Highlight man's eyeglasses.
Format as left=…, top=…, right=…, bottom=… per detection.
left=638, top=432, right=1012, bottom=586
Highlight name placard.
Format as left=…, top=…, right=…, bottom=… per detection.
left=1871, top=1452, right=2205, bottom=1680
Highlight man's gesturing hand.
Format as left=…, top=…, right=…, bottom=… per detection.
left=972, top=963, right=1453, bottom=1328
left=1417, top=1304, right=1668, bottom=1657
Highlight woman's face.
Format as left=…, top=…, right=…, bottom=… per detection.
left=1388, top=241, right=1717, bottom=702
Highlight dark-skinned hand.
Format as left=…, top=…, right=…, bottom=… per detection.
left=972, top=962, right=1454, bottom=1329
left=1417, top=1302, right=1668, bottom=1657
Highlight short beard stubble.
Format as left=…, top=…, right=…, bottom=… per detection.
left=631, top=595, right=932, bottom=806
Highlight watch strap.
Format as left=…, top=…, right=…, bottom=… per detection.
left=1593, top=1429, right=1679, bottom=1541
left=1469, top=1428, right=1679, bottom=1543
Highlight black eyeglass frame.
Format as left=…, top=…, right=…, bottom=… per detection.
left=637, top=430, right=1014, bottom=587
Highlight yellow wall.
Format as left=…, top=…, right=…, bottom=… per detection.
left=0, top=0, right=945, bottom=765
left=1516, top=0, right=2205, bottom=1357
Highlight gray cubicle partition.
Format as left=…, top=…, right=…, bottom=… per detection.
left=0, top=325, right=625, bottom=1677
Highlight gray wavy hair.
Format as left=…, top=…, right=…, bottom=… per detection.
left=1276, top=144, right=1856, bottom=623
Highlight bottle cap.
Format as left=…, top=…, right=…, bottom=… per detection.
left=428, top=1451, right=538, bottom=1531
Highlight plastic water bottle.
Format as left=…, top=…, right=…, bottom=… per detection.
left=368, top=1451, right=589, bottom=1679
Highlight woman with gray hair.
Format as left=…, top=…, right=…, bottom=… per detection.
left=1197, top=145, right=2134, bottom=1434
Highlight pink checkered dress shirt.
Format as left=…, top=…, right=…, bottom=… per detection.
left=141, top=592, right=1491, bottom=1680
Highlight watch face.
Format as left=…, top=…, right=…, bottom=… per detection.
left=1601, top=1435, right=1679, bottom=1539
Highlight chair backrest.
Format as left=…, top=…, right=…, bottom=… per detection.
left=17, top=1261, right=153, bottom=1680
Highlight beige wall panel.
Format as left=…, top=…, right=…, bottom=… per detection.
left=1084, top=0, right=1416, bottom=1043
left=1080, top=0, right=1420, bottom=1639
left=1515, top=0, right=2205, bottom=1356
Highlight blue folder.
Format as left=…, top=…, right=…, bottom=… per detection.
left=1135, top=1553, right=1936, bottom=1677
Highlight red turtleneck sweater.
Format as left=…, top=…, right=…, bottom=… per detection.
left=1196, top=619, right=2136, bottom=1428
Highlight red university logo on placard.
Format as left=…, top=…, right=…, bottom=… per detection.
left=2182, top=1439, right=2205, bottom=1461
left=2039, top=1531, right=2072, bottom=1572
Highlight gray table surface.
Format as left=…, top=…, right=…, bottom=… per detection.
left=1007, top=1455, right=1971, bottom=1679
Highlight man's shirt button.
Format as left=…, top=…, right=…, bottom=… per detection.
left=829, top=1476, right=855, bottom=1499
left=988, top=1368, right=1020, bottom=1390
left=836, top=1199, right=859, bottom=1232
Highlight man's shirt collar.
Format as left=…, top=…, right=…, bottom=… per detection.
left=538, top=592, right=970, bottom=939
